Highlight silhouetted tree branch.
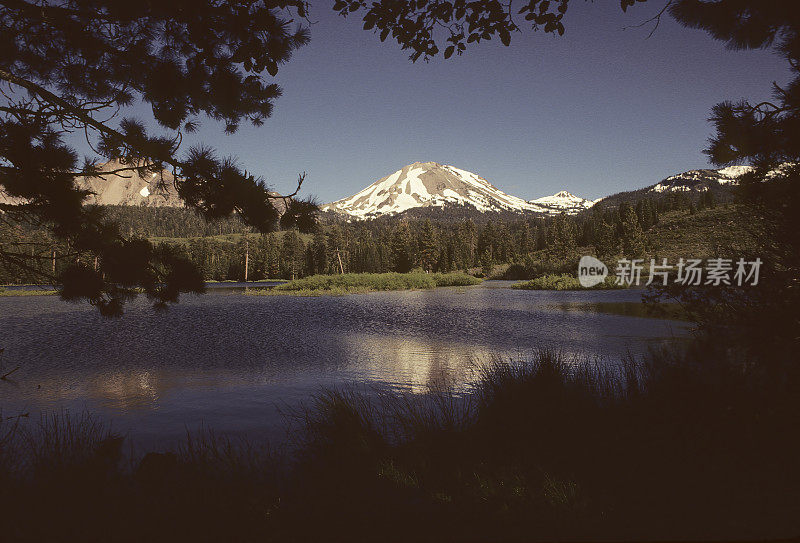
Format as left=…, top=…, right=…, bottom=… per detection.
left=0, top=0, right=316, bottom=315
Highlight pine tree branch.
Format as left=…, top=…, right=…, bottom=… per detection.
left=0, top=65, right=306, bottom=201
left=622, top=0, right=673, bottom=38
left=1, top=0, right=112, bottom=27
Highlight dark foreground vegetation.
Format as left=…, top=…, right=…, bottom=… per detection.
left=1, top=340, right=798, bottom=542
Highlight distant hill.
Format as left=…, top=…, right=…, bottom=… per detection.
left=647, top=205, right=751, bottom=258
left=592, top=165, right=761, bottom=210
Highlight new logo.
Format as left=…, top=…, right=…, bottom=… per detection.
left=578, top=256, right=608, bottom=288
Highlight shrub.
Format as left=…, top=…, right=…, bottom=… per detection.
left=512, top=273, right=622, bottom=290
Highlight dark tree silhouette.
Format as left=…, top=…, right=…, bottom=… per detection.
left=0, top=0, right=315, bottom=315
left=657, top=2, right=800, bottom=364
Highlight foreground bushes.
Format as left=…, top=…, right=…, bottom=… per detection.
left=248, top=272, right=481, bottom=295
left=289, top=348, right=800, bottom=541
left=1, top=341, right=799, bottom=542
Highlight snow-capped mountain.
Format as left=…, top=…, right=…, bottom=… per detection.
left=321, top=162, right=592, bottom=219
left=647, top=165, right=753, bottom=194
left=528, top=191, right=596, bottom=214
left=647, top=163, right=795, bottom=195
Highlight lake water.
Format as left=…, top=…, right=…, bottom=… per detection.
left=0, top=281, right=690, bottom=449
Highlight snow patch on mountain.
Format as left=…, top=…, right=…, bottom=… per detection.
left=716, top=165, right=753, bottom=180
left=649, top=165, right=754, bottom=194
left=648, top=163, right=798, bottom=194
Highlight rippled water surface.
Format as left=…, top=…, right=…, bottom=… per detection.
left=0, top=281, right=690, bottom=447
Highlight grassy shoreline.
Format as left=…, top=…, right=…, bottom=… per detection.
left=0, top=280, right=290, bottom=297
left=0, top=288, right=56, bottom=297
left=245, top=272, right=482, bottom=296
left=512, top=273, right=625, bottom=290
left=206, top=279, right=289, bottom=284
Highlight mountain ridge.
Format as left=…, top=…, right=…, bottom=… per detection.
left=2, top=159, right=773, bottom=221
left=321, top=161, right=782, bottom=221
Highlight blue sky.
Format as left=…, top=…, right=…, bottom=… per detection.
left=92, top=2, right=792, bottom=202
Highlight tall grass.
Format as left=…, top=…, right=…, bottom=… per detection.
left=283, top=346, right=800, bottom=541
left=0, top=413, right=284, bottom=542
left=1, top=344, right=798, bottom=541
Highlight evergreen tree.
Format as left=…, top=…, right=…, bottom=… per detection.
left=547, top=214, right=577, bottom=261
left=417, top=220, right=439, bottom=272
left=459, top=220, right=478, bottom=267
left=594, top=219, right=617, bottom=261
left=480, top=249, right=493, bottom=279
left=280, top=231, right=304, bottom=280
left=478, top=221, right=496, bottom=261
left=261, top=233, right=281, bottom=279
left=311, top=231, right=328, bottom=275
left=495, top=221, right=515, bottom=262
left=698, top=190, right=716, bottom=210
left=620, top=207, right=645, bottom=258
left=518, top=222, right=536, bottom=256
left=326, top=225, right=346, bottom=273
left=390, top=221, right=414, bottom=273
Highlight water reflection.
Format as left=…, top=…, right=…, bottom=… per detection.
left=91, top=370, right=161, bottom=408
left=0, top=282, right=691, bottom=446
left=10, top=368, right=216, bottom=411
left=338, top=333, right=499, bottom=394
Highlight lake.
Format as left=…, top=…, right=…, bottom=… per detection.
left=0, top=281, right=690, bottom=450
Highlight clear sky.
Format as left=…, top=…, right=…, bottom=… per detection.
left=95, top=2, right=792, bottom=202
